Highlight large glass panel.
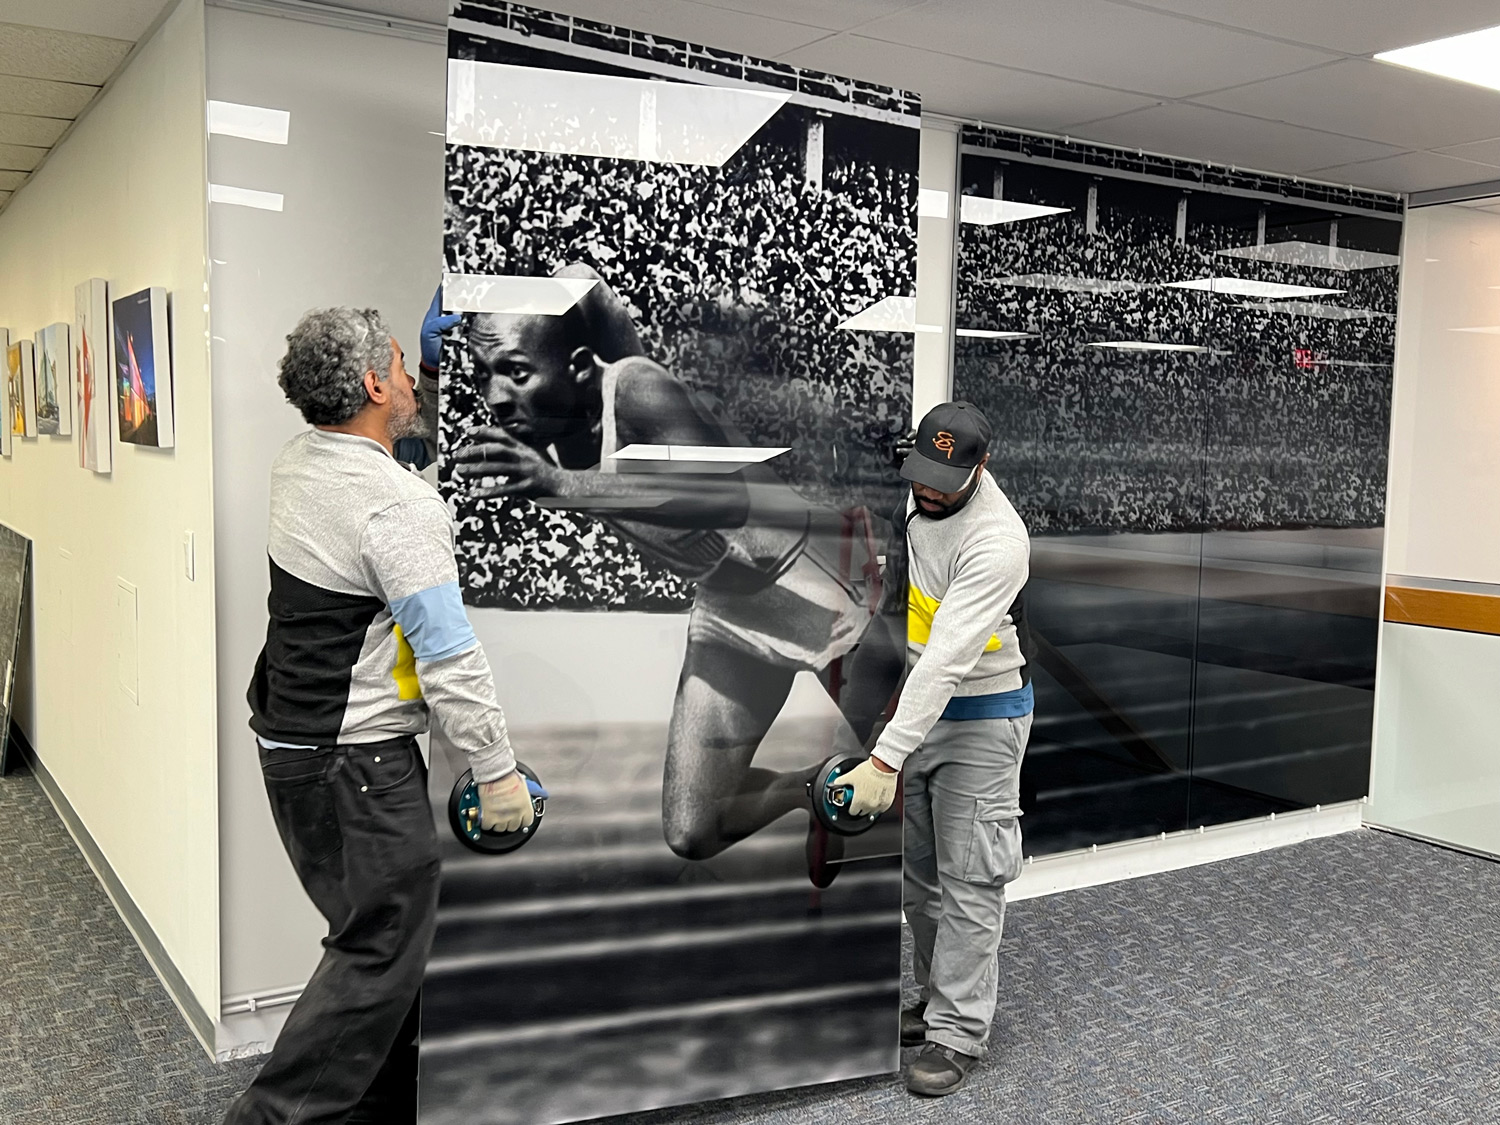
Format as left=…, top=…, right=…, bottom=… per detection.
left=1186, top=197, right=1396, bottom=825
left=953, top=157, right=1206, bottom=853
left=953, top=135, right=1401, bottom=855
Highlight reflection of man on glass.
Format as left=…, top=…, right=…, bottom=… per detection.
left=445, top=266, right=904, bottom=883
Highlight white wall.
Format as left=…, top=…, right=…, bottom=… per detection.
left=205, top=4, right=449, bottom=1008
left=0, top=0, right=220, bottom=1017
left=1369, top=198, right=1500, bottom=855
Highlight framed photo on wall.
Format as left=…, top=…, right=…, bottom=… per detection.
left=35, top=322, right=73, bottom=437
left=75, top=278, right=112, bottom=473
left=0, top=329, right=9, bottom=457
left=112, top=286, right=173, bottom=449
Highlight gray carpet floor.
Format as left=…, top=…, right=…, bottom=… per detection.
left=4, top=759, right=1499, bottom=1124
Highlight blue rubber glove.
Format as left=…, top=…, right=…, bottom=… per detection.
left=421, top=284, right=462, bottom=369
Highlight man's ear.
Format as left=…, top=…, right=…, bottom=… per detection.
left=569, top=346, right=598, bottom=385
left=364, top=368, right=388, bottom=404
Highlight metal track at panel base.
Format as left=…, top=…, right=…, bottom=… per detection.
left=1408, top=178, right=1500, bottom=208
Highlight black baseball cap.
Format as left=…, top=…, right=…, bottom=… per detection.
left=900, top=401, right=993, bottom=493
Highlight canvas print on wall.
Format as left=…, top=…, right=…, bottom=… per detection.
left=35, top=322, right=73, bottom=437
left=426, top=4, right=920, bottom=1124
left=75, top=279, right=111, bottom=473
left=112, top=286, right=174, bottom=448
left=0, top=329, right=9, bottom=458
left=7, top=339, right=36, bottom=439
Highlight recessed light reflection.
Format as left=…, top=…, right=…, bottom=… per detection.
left=207, top=100, right=290, bottom=144
left=992, top=274, right=1145, bottom=294
left=209, top=184, right=284, bottom=211
left=961, top=198, right=1071, bottom=225
left=1090, top=341, right=1214, bottom=353
left=612, top=444, right=788, bottom=463
left=1166, top=277, right=1344, bottom=299
left=1215, top=241, right=1399, bottom=271
left=917, top=188, right=949, bottom=219
left=1451, top=326, right=1500, bottom=335
left=837, top=296, right=934, bottom=333
left=956, top=329, right=1034, bottom=339
left=1240, top=300, right=1394, bottom=321
left=443, top=273, right=597, bottom=315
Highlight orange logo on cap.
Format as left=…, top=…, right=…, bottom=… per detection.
left=933, top=431, right=956, bottom=459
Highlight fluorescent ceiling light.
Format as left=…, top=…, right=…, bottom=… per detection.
left=209, top=184, right=283, bottom=211
left=1376, top=24, right=1500, bottom=93
left=208, top=101, right=290, bottom=144
left=1240, top=300, right=1394, bottom=321
left=1322, top=359, right=1391, bottom=369
left=961, top=197, right=1071, bottom=225
left=917, top=188, right=949, bottom=219
left=837, top=295, right=938, bottom=333
left=992, top=274, right=1145, bottom=294
left=1090, top=341, right=1213, bottom=353
left=1166, top=277, right=1344, bottom=299
left=1215, top=241, right=1399, bottom=271
left=612, top=444, right=788, bottom=462
left=956, top=328, right=1035, bottom=339
left=443, top=273, right=597, bottom=315
left=447, top=59, right=787, bottom=166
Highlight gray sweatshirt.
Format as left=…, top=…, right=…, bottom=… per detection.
left=871, top=472, right=1031, bottom=771
left=248, top=429, right=515, bottom=782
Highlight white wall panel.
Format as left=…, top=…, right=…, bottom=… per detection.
left=0, top=0, right=219, bottom=1017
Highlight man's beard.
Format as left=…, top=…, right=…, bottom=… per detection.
left=388, top=395, right=423, bottom=443
left=912, top=473, right=980, bottom=520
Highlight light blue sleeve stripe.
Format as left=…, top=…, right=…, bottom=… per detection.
left=389, top=581, right=479, bottom=663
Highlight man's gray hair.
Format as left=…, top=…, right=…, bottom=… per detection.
left=278, top=307, right=396, bottom=425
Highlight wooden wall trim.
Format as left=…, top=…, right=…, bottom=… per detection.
left=1384, top=585, right=1500, bottom=636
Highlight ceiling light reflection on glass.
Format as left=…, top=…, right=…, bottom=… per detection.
left=960, top=197, right=1071, bottom=225
left=992, top=274, right=1145, bottom=294
left=917, top=188, right=949, bottom=219
left=207, top=100, right=290, bottom=144
left=1376, top=24, right=1500, bottom=93
left=612, top=444, right=788, bottom=462
left=1090, top=341, right=1214, bottom=353
left=836, top=296, right=939, bottom=333
left=1215, top=241, right=1399, bottom=271
left=208, top=184, right=284, bottom=211
left=443, top=273, right=598, bottom=315
left=1240, top=300, right=1394, bottom=321
left=447, top=59, right=788, bottom=166
left=1166, top=277, right=1344, bottom=300
left=956, top=329, right=1035, bottom=339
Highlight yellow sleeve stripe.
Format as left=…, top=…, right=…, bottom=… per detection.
left=391, top=624, right=424, bottom=701
left=908, top=583, right=1001, bottom=651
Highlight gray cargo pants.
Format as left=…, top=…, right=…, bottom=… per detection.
left=903, top=711, right=1031, bottom=1058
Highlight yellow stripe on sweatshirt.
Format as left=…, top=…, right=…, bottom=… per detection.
left=908, top=584, right=1001, bottom=651
left=391, top=624, right=423, bottom=701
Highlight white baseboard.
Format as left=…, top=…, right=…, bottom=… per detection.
left=1008, top=800, right=1365, bottom=902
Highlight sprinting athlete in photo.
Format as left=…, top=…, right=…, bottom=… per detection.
left=447, top=265, right=905, bottom=880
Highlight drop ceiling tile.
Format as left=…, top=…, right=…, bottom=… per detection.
left=0, top=74, right=95, bottom=118
left=0, top=144, right=46, bottom=172
left=678, top=0, right=926, bottom=32
left=1306, top=149, right=1500, bottom=193
left=848, top=0, right=1338, bottom=99
left=1436, top=137, right=1500, bottom=168
left=1071, top=103, right=1404, bottom=176
left=1197, top=58, right=1500, bottom=151
left=1118, top=0, right=1500, bottom=56
left=781, top=34, right=1157, bottom=128
left=0, top=171, right=26, bottom=191
left=487, top=0, right=831, bottom=59
left=0, top=24, right=132, bottom=85
left=1, top=0, right=168, bottom=41
left=0, top=113, right=68, bottom=148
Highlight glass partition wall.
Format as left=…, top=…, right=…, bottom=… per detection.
left=952, top=128, right=1402, bottom=855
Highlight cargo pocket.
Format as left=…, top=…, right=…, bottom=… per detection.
left=963, top=798, right=1023, bottom=887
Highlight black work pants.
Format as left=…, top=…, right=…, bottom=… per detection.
left=224, top=736, right=440, bottom=1125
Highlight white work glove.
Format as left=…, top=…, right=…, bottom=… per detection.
left=839, top=757, right=899, bottom=817
left=478, top=770, right=535, bottom=833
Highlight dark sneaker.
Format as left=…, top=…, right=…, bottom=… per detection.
left=900, top=1003, right=927, bottom=1047
left=905, top=1043, right=976, bottom=1096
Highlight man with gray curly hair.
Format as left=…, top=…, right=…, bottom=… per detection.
left=225, top=307, right=532, bottom=1125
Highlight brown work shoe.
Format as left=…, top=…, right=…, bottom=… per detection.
left=905, top=1043, right=976, bottom=1096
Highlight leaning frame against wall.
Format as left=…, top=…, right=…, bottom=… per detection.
left=951, top=125, right=1402, bottom=856
left=422, top=5, right=919, bottom=1123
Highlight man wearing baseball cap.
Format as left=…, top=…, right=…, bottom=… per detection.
left=837, top=401, right=1033, bottom=1096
